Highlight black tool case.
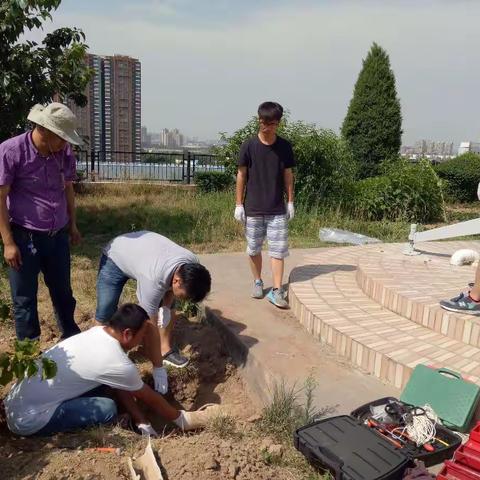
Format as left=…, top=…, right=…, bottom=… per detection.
left=351, top=397, right=462, bottom=467
left=294, top=399, right=463, bottom=479
left=294, top=416, right=411, bottom=480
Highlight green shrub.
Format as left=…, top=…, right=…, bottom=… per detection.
left=215, top=116, right=259, bottom=177
left=349, top=159, right=445, bottom=222
left=435, top=153, right=480, bottom=202
left=283, top=123, right=357, bottom=208
left=349, top=176, right=391, bottom=220
left=194, top=171, right=234, bottom=193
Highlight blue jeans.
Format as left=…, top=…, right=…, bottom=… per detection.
left=95, top=255, right=129, bottom=323
left=8, top=225, right=80, bottom=340
left=35, top=387, right=117, bottom=436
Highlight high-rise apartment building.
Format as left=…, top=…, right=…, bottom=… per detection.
left=155, top=128, right=184, bottom=148
left=67, top=53, right=141, bottom=157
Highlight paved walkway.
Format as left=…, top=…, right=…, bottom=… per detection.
left=289, top=241, right=480, bottom=391
left=200, top=249, right=398, bottom=415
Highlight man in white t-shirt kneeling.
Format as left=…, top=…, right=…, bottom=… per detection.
left=4, top=303, right=220, bottom=436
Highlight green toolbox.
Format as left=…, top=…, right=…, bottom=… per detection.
left=400, top=365, right=480, bottom=432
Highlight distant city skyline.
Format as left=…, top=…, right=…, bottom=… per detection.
left=24, top=0, right=480, bottom=145
left=141, top=125, right=217, bottom=148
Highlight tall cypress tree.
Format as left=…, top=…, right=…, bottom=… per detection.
left=341, top=43, right=402, bottom=178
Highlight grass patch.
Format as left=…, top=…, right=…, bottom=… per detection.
left=74, top=184, right=479, bottom=260
left=258, top=376, right=331, bottom=442
left=206, top=413, right=239, bottom=439
left=261, top=448, right=283, bottom=467
left=82, top=425, right=108, bottom=446
left=74, top=184, right=416, bottom=259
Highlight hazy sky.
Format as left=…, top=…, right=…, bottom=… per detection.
left=25, top=0, right=480, bottom=144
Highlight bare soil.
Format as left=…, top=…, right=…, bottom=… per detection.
left=0, top=313, right=320, bottom=480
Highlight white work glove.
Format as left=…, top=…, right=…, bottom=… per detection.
left=286, top=202, right=295, bottom=221
left=157, top=306, right=171, bottom=329
left=234, top=205, right=246, bottom=223
left=136, top=422, right=158, bottom=437
left=152, top=366, right=168, bottom=394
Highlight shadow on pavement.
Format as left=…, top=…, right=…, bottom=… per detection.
left=289, top=264, right=357, bottom=283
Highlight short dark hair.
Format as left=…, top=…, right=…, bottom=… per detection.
left=108, top=303, right=149, bottom=333
left=177, top=263, right=211, bottom=303
left=258, top=101, right=283, bottom=122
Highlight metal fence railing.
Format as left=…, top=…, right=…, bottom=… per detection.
left=74, top=150, right=225, bottom=184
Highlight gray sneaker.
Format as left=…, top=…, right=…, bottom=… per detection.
left=267, top=288, right=289, bottom=309
left=440, top=292, right=480, bottom=315
left=252, top=279, right=264, bottom=299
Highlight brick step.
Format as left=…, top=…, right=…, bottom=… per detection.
left=288, top=245, right=480, bottom=390
left=357, top=241, right=480, bottom=348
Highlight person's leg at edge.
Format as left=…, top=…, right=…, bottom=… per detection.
left=440, top=261, right=480, bottom=313
left=35, top=396, right=117, bottom=436
left=470, top=263, right=480, bottom=301
left=8, top=227, right=42, bottom=340
left=41, top=231, right=80, bottom=339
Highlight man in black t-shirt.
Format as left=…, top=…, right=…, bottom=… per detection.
left=234, top=102, right=295, bottom=309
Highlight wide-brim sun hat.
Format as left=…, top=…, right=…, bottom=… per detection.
left=27, top=102, right=83, bottom=146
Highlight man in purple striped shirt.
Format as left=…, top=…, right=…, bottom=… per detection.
left=0, top=103, right=83, bottom=340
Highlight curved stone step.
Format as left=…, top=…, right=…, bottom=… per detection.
left=289, top=246, right=480, bottom=390
left=356, top=241, right=480, bottom=347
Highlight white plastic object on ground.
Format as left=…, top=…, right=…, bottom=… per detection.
left=319, top=228, right=381, bottom=246
left=127, top=437, right=164, bottom=480
left=450, top=249, right=480, bottom=266
left=136, top=423, right=158, bottom=437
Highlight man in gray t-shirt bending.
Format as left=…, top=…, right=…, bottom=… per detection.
left=95, top=231, right=211, bottom=392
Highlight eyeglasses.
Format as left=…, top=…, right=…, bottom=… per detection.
left=259, top=120, right=279, bottom=127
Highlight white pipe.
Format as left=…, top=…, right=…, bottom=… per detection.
left=403, top=218, right=480, bottom=255
left=413, top=218, right=480, bottom=243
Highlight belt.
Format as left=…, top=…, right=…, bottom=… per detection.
left=11, top=223, right=67, bottom=237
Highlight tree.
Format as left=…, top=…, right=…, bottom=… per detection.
left=341, top=42, right=402, bottom=178
left=0, top=0, right=92, bottom=141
